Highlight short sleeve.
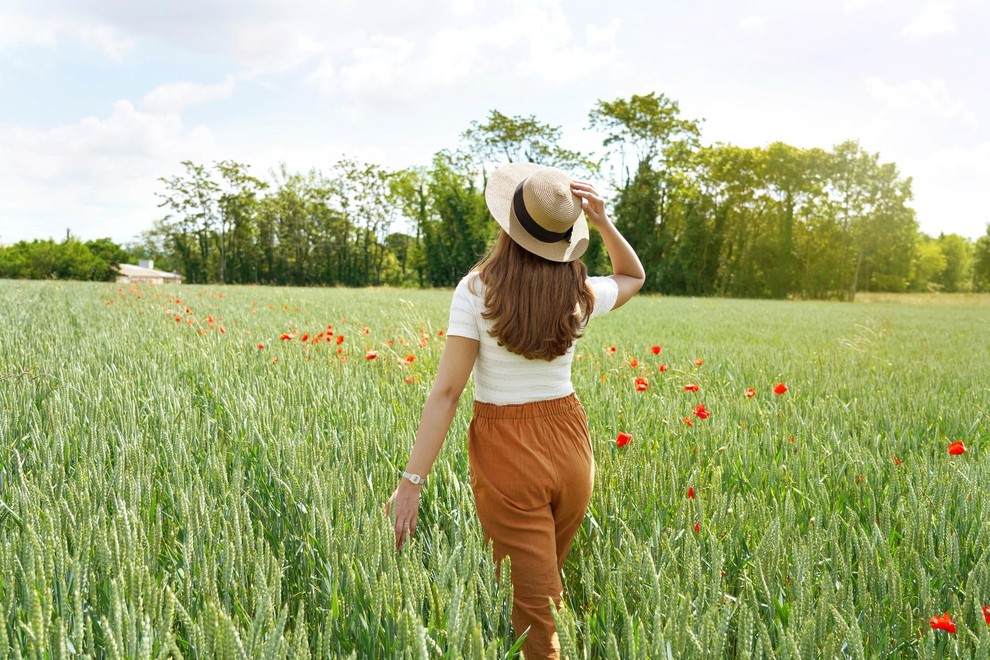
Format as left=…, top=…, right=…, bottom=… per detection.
left=588, top=276, right=619, bottom=319
left=446, top=275, right=481, bottom=340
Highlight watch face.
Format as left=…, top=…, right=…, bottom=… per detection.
left=411, top=474, right=421, bottom=484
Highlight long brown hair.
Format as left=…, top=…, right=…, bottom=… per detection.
left=470, top=229, right=595, bottom=361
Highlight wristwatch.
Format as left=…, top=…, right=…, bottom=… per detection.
left=402, top=471, right=425, bottom=485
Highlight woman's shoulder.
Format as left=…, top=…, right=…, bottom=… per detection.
left=585, top=275, right=620, bottom=319
left=457, top=270, right=484, bottom=295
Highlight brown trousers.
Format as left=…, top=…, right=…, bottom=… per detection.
left=468, top=393, right=594, bottom=659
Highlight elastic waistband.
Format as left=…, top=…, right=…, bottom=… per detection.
left=472, top=392, right=582, bottom=420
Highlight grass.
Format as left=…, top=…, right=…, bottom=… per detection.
left=852, top=291, right=990, bottom=306
left=1, top=279, right=988, bottom=658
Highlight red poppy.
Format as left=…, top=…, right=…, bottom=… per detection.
left=687, top=486, right=695, bottom=499
left=634, top=376, right=649, bottom=392
left=694, top=358, right=703, bottom=366
left=651, top=345, right=662, bottom=355
left=693, top=522, right=700, bottom=534
left=948, top=440, right=966, bottom=455
left=405, top=375, right=415, bottom=384
left=366, top=350, right=378, bottom=360
left=684, top=383, right=700, bottom=392
left=693, top=403, right=710, bottom=419
left=773, top=383, right=788, bottom=395
left=185, top=307, right=191, bottom=314
left=629, top=358, right=639, bottom=368
left=616, top=432, right=632, bottom=448
left=438, top=329, right=445, bottom=336
left=300, top=333, right=310, bottom=342
left=745, top=387, right=756, bottom=398
left=207, top=315, right=214, bottom=325
left=683, top=416, right=694, bottom=427
left=929, top=613, right=956, bottom=634
left=405, top=355, right=415, bottom=363
left=218, top=326, right=225, bottom=334
left=336, top=335, right=345, bottom=345
left=608, top=345, right=616, bottom=353
left=658, top=364, right=668, bottom=372
left=280, top=333, right=294, bottom=341
left=336, top=347, right=343, bottom=354
left=257, top=343, right=264, bottom=350
left=893, top=455, right=903, bottom=465
left=982, top=605, right=990, bottom=625
left=361, top=326, right=370, bottom=335
left=174, top=317, right=181, bottom=323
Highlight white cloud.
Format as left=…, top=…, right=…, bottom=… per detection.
left=0, top=101, right=218, bottom=241
left=304, top=60, right=338, bottom=97
left=338, top=36, right=418, bottom=97
left=298, top=0, right=620, bottom=107
left=842, top=0, right=878, bottom=12
left=738, top=15, right=767, bottom=32
left=587, top=17, right=622, bottom=45
left=900, top=0, right=956, bottom=38
left=0, top=11, right=133, bottom=61
left=863, top=77, right=977, bottom=127
left=140, top=76, right=237, bottom=115
left=229, top=19, right=332, bottom=78
left=909, top=141, right=990, bottom=237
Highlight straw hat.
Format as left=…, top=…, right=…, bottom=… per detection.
left=484, top=162, right=589, bottom=263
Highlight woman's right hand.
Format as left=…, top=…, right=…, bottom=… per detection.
left=385, top=480, right=422, bottom=551
left=571, top=181, right=609, bottom=230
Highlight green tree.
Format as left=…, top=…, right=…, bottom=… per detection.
left=215, top=160, right=266, bottom=284
left=589, top=92, right=703, bottom=293
left=156, top=161, right=221, bottom=283
left=424, top=151, right=492, bottom=287
left=390, top=167, right=432, bottom=288
left=334, top=160, right=396, bottom=286
left=463, top=109, right=592, bottom=174
left=909, top=235, right=947, bottom=292
left=973, top=224, right=990, bottom=292
left=0, top=237, right=122, bottom=281
left=934, top=233, right=974, bottom=292
left=827, top=141, right=917, bottom=299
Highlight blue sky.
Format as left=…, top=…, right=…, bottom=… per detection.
left=1, top=0, right=988, bottom=245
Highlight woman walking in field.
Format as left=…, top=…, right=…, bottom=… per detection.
left=385, top=163, right=645, bottom=658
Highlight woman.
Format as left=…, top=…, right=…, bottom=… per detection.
left=385, top=162, right=644, bottom=658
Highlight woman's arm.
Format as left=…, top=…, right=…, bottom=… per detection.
left=385, top=334, right=479, bottom=550
left=571, top=180, right=646, bottom=309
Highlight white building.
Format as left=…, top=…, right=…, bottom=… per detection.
left=115, top=260, right=183, bottom=285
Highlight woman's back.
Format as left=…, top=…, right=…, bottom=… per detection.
left=447, top=271, right=618, bottom=404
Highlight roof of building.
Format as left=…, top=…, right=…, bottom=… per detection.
left=116, top=263, right=183, bottom=279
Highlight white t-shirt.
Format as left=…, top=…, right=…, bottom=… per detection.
left=446, top=271, right=619, bottom=405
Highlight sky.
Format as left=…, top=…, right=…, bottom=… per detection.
left=1, top=0, right=988, bottom=245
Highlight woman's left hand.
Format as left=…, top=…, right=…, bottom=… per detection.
left=385, top=480, right=421, bottom=550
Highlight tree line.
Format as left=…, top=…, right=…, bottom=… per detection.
left=4, top=92, right=990, bottom=296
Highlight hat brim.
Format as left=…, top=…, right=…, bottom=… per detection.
left=485, top=162, right=589, bottom=263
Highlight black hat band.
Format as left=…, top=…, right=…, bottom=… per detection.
left=513, top=180, right=573, bottom=244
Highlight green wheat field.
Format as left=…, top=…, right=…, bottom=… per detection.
left=1, top=280, right=988, bottom=658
